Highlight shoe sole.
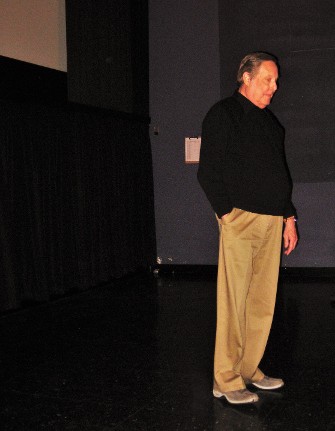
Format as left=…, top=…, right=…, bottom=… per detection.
left=213, top=390, right=259, bottom=404
left=251, top=381, right=284, bottom=390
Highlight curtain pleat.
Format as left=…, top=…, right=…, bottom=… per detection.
left=0, top=100, right=156, bottom=312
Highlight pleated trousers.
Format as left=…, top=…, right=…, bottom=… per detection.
left=213, top=208, right=283, bottom=393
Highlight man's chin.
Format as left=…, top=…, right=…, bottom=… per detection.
left=261, top=98, right=272, bottom=108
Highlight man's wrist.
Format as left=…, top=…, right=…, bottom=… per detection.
left=283, top=216, right=296, bottom=223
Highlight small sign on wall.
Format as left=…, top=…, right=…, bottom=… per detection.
left=185, top=137, right=201, bottom=164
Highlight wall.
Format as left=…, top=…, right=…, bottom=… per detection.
left=0, top=0, right=67, bottom=71
left=65, top=0, right=149, bottom=116
left=149, top=0, right=335, bottom=267
left=149, top=0, right=221, bottom=266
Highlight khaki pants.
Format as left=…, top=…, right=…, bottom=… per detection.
left=213, top=208, right=283, bottom=393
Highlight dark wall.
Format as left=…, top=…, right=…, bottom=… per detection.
left=150, top=0, right=335, bottom=267
left=66, top=0, right=149, bottom=116
left=149, top=0, right=221, bottom=266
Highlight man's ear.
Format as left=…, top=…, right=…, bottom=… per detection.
left=242, top=72, right=251, bottom=86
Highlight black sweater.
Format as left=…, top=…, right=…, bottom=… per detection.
left=197, top=91, right=295, bottom=218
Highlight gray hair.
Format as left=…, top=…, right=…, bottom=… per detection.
left=237, top=52, right=278, bottom=86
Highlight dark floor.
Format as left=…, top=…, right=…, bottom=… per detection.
left=1, top=272, right=335, bottom=431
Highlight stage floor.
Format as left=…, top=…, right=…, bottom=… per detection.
left=1, top=272, right=334, bottom=430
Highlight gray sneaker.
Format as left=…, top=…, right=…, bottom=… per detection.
left=213, top=389, right=259, bottom=404
left=250, top=376, right=284, bottom=390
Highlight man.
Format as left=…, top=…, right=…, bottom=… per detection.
left=197, top=52, right=298, bottom=405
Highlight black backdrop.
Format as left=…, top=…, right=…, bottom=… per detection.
left=0, top=98, right=155, bottom=312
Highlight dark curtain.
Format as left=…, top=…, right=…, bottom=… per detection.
left=0, top=99, right=156, bottom=312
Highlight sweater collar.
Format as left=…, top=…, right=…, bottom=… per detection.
left=233, top=90, right=261, bottom=113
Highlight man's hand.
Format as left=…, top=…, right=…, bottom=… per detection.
left=283, top=219, right=298, bottom=255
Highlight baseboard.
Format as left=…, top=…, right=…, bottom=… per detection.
left=151, top=264, right=335, bottom=282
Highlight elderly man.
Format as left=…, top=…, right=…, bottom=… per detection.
left=197, top=52, right=298, bottom=404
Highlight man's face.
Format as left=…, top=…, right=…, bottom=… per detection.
left=243, top=61, right=278, bottom=109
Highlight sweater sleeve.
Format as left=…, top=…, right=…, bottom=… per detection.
left=197, top=102, right=233, bottom=218
left=283, top=201, right=297, bottom=219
